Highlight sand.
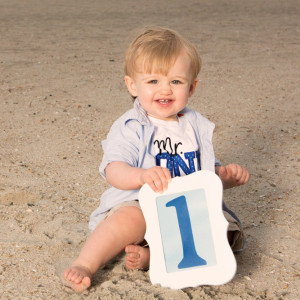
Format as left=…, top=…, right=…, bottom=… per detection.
left=0, top=0, right=299, bottom=299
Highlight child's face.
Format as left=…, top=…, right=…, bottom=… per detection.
left=125, top=52, right=198, bottom=121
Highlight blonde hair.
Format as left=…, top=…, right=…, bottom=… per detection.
left=124, top=27, right=201, bottom=80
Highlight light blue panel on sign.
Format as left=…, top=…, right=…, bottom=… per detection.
left=156, top=189, right=216, bottom=273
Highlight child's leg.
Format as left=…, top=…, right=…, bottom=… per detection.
left=124, top=210, right=245, bottom=271
left=62, top=206, right=146, bottom=292
left=223, top=210, right=245, bottom=252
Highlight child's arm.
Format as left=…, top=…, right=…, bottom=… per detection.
left=215, top=164, right=250, bottom=189
left=105, top=161, right=171, bottom=193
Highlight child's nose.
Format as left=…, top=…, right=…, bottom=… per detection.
left=160, top=83, right=172, bottom=95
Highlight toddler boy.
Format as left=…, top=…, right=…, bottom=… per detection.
left=63, top=27, right=250, bottom=292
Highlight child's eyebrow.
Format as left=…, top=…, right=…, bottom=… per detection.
left=142, top=73, right=188, bottom=78
left=173, top=75, right=188, bottom=79
left=170, top=75, right=189, bottom=81
left=141, top=74, right=157, bottom=79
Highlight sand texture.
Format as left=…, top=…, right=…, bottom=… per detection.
left=0, top=0, right=299, bottom=299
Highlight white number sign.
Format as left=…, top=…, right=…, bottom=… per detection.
left=139, top=170, right=236, bottom=289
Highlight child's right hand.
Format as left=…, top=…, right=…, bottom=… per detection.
left=139, top=166, right=171, bottom=193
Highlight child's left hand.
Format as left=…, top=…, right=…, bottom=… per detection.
left=217, top=164, right=250, bottom=189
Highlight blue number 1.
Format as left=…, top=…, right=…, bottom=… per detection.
left=166, top=195, right=207, bottom=269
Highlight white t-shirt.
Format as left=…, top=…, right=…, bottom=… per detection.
left=148, top=115, right=200, bottom=177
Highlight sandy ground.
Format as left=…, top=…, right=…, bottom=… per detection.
left=0, top=0, right=299, bottom=299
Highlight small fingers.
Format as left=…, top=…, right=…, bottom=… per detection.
left=157, top=167, right=171, bottom=192
left=152, top=169, right=168, bottom=193
left=230, top=164, right=250, bottom=186
left=234, top=165, right=243, bottom=182
left=143, top=167, right=171, bottom=193
left=239, top=168, right=250, bottom=185
left=228, top=164, right=238, bottom=179
left=145, top=174, right=162, bottom=193
left=223, top=164, right=250, bottom=187
left=162, top=167, right=172, bottom=182
left=218, top=165, right=227, bottom=178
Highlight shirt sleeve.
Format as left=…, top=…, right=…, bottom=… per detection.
left=99, top=118, right=141, bottom=179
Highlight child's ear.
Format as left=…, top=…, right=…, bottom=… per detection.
left=189, top=79, right=198, bottom=97
left=124, top=76, right=137, bottom=97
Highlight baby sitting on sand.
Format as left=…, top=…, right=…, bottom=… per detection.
left=62, top=26, right=250, bottom=292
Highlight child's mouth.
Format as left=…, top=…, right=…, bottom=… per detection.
left=157, top=99, right=172, bottom=104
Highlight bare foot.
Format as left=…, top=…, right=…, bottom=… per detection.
left=62, top=265, right=92, bottom=293
left=125, top=245, right=150, bottom=270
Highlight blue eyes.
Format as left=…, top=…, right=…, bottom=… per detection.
left=172, top=80, right=181, bottom=84
left=147, top=80, right=182, bottom=84
left=148, top=80, right=158, bottom=84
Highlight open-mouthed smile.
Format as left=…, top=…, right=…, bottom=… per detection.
left=156, top=99, right=173, bottom=104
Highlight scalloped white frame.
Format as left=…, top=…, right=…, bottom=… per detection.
left=139, top=170, right=236, bottom=289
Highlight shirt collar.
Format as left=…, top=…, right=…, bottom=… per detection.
left=133, top=98, right=151, bottom=125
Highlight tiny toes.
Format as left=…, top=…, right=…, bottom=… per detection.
left=125, top=245, right=135, bottom=253
left=62, top=265, right=92, bottom=293
left=127, top=252, right=139, bottom=259
left=73, top=273, right=83, bottom=283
